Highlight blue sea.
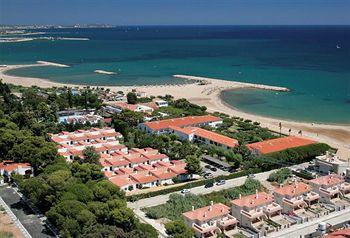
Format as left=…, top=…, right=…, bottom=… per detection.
left=0, top=26, right=349, bottom=124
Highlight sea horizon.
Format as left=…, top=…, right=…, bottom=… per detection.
left=1, top=25, right=349, bottom=124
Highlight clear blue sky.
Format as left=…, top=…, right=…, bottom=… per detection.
left=1, top=0, right=350, bottom=25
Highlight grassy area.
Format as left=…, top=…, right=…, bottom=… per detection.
left=143, top=178, right=261, bottom=221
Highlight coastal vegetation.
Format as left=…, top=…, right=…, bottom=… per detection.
left=143, top=178, right=261, bottom=221
left=267, top=168, right=292, bottom=184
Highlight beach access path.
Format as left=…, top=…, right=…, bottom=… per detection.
left=1, top=62, right=350, bottom=153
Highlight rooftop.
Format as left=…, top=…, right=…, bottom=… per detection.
left=274, top=182, right=311, bottom=197
left=171, top=126, right=238, bottom=148
left=230, top=192, right=274, bottom=208
left=325, top=228, right=350, bottom=238
left=183, top=203, right=230, bottom=222
left=143, top=115, right=222, bottom=131
left=310, top=174, right=345, bottom=187
left=246, top=136, right=316, bottom=154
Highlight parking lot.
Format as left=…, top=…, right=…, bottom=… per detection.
left=0, top=185, right=55, bottom=238
left=200, top=161, right=230, bottom=178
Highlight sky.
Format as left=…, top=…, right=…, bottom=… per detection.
left=0, top=0, right=350, bottom=26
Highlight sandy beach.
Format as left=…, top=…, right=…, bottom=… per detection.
left=1, top=62, right=349, bottom=153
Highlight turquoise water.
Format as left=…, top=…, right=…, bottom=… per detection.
left=0, top=26, right=349, bottom=124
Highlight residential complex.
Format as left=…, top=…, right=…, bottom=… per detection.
left=309, top=174, right=350, bottom=205
left=50, top=127, right=123, bottom=162
left=103, top=150, right=187, bottom=191
left=58, top=109, right=103, bottom=125
left=230, top=191, right=281, bottom=233
left=50, top=127, right=188, bottom=191
left=183, top=202, right=238, bottom=238
left=183, top=175, right=350, bottom=238
left=138, top=115, right=223, bottom=134
left=246, top=136, right=316, bottom=155
left=273, top=182, right=319, bottom=213
left=170, top=126, right=238, bottom=149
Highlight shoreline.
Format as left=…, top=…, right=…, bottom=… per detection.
left=1, top=63, right=350, bottom=151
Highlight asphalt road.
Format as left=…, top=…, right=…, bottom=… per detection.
left=128, top=162, right=310, bottom=210
left=0, top=186, right=55, bottom=238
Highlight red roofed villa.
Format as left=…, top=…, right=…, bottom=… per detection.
left=183, top=202, right=238, bottom=238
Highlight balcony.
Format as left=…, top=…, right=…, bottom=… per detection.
left=217, top=215, right=238, bottom=228
left=320, top=187, right=340, bottom=197
left=192, top=223, right=217, bottom=234
left=241, top=208, right=265, bottom=219
left=264, top=203, right=282, bottom=216
left=304, top=191, right=320, bottom=203
left=283, top=197, right=307, bottom=208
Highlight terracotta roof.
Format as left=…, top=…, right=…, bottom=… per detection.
left=0, top=161, right=32, bottom=172
left=274, top=182, right=311, bottom=197
left=172, top=126, right=238, bottom=148
left=110, top=102, right=138, bottom=111
left=310, top=174, right=345, bottom=187
left=143, top=115, right=222, bottom=131
left=130, top=173, right=158, bottom=184
left=150, top=170, right=177, bottom=180
left=144, top=153, right=168, bottom=161
left=109, top=175, right=135, bottom=187
left=325, top=229, right=350, bottom=238
left=230, top=192, right=274, bottom=208
left=183, top=203, right=230, bottom=222
left=246, top=136, right=316, bottom=154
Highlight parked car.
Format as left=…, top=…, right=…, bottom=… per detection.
left=247, top=174, right=255, bottom=178
left=205, top=182, right=214, bottom=188
left=205, top=165, right=212, bottom=169
left=181, top=189, right=190, bottom=194
left=203, top=173, right=213, bottom=179
left=216, top=180, right=226, bottom=186
left=210, top=167, right=218, bottom=172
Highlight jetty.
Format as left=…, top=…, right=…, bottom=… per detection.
left=37, top=61, right=70, bottom=68
left=173, top=74, right=290, bottom=92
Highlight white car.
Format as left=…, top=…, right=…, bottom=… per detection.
left=181, top=189, right=190, bottom=194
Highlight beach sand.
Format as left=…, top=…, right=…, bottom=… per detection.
left=1, top=63, right=349, bottom=154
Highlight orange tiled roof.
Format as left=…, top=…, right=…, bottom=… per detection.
left=246, top=136, right=316, bottom=154
left=310, top=174, right=344, bottom=187
left=230, top=192, right=274, bottom=208
left=110, top=102, right=138, bottom=111
left=109, top=175, right=135, bottom=187
left=130, top=173, right=158, bottom=184
left=274, top=182, right=311, bottom=197
left=0, top=161, right=31, bottom=172
left=183, top=203, right=230, bottom=222
left=143, top=153, right=168, bottom=161
left=172, top=126, right=238, bottom=148
left=150, top=170, right=177, bottom=180
left=325, top=229, right=350, bottom=238
left=143, top=115, right=222, bottom=131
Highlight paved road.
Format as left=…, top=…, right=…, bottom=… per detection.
left=0, top=186, right=55, bottom=238
left=128, top=162, right=311, bottom=210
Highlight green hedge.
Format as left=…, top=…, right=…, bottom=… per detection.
left=265, top=143, right=330, bottom=164
left=127, top=168, right=262, bottom=202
